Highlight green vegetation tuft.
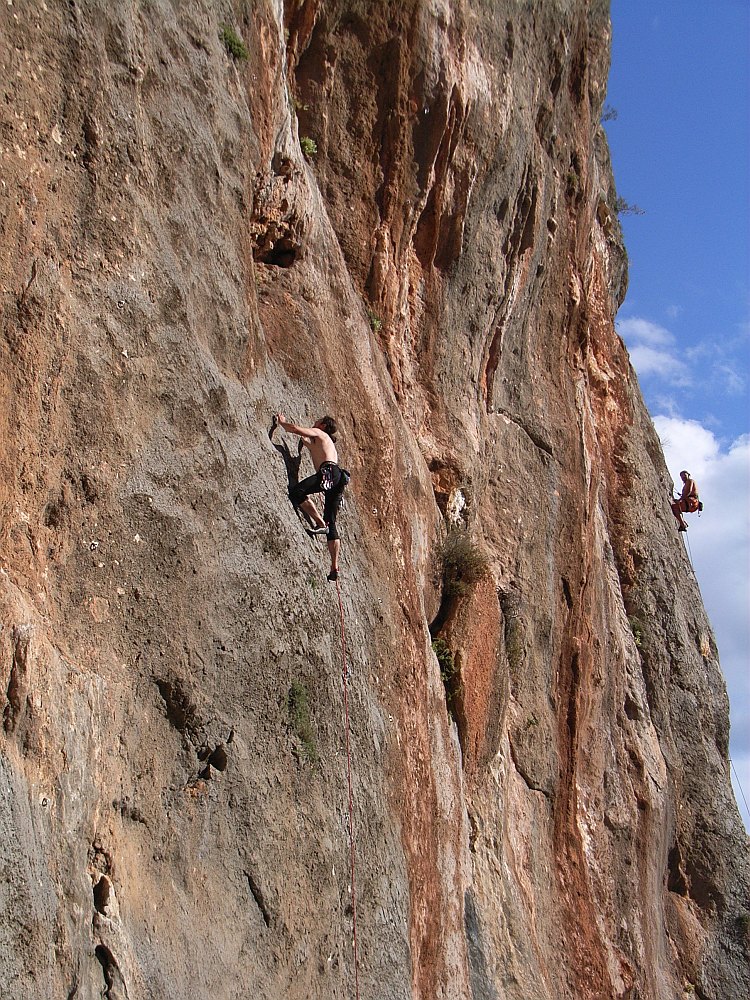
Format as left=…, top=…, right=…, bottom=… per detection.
left=432, top=638, right=461, bottom=707
left=366, top=307, right=382, bottom=333
left=300, top=136, right=317, bottom=158
left=628, top=615, right=645, bottom=650
left=288, top=681, right=318, bottom=764
left=220, top=25, right=248, bottom=60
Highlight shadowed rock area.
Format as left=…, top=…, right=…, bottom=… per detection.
left=1, top=1, right=748, bottom=998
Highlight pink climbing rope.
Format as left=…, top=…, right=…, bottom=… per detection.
left=335, top=577, right=361, bottom=1000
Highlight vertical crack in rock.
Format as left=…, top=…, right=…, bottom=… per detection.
left=3, top=625, right=32, bottom=734
left=484, top=164, right=540, bottom=409
left=464, top=890, right=499, bottom=1000
left=244, top=871, right=272, bottom=928
left=413, top=84, right=470, bottom=271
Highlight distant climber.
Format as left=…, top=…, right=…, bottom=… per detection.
left=671, top=470, right=700, bottom=532
left=272, top=413, right=349, bottom=581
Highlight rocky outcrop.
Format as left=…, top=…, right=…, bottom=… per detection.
left=1, top=2, right=747, bottom=998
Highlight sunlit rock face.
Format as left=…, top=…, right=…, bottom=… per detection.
left=1, top=2, right=747, bottom=998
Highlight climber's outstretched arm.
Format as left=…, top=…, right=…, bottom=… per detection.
left=275, top=413, right=319, bottom=443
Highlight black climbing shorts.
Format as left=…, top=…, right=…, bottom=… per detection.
left=289, top=462, right=349, bottom=541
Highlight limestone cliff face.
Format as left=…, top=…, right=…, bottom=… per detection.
left=1, top=2, right=747, bottom=999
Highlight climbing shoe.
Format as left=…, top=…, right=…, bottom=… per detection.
left=311, top=525, right=328, bottom=535
left=327, top=570, right=339, bottom=582
left=678, top=525, right=688, bottom=532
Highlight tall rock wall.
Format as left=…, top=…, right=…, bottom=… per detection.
left=1, top=1, right=747, bottom=998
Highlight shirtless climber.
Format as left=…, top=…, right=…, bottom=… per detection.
left=275, top=413, right=349, bottom=581
left=671, top=470, right=700, bottom=532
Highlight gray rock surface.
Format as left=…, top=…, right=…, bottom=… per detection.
left=0, top=2, right=747, bottom=998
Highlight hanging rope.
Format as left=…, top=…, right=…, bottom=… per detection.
left=730, top=758, right=750, bottom=823
left=684, top=529, right=694, bottom=565
left=335, top=577, right=361, bottom=999
left=680, top=526, right=748, bottom=828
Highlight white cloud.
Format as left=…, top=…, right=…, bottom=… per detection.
left=654, top=416, right=750, bottom=830
left=618, top=316, right=675, bottom=348
left=617, top=316, right=691, bottom=385
left=620, top=314, right=748, bottom=411
left=652, top=416, right=720, bottom=475
left=627, top=344, right=690, bottom=382
left=683, top=345, right=747, bottom=396
left=713, top=362, right=745, bottom=395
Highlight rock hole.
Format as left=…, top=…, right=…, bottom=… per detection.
left=44, top=501, right=63, bottom=528
left=94, top=945, right=121, bottom=998
left=624, top=693, right=641, bottom=722
left=154, top=677, right=196, bottom=733
left=256, top=239, right=299, bottom=267
left=207, top=744, right=228, bottom=771
left=93, top=874, right=111, bottom=914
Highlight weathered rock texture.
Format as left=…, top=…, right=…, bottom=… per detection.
left=1, top=1, right=748, bottom=998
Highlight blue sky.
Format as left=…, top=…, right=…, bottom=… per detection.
left=606, top=0, right=750, bottom=829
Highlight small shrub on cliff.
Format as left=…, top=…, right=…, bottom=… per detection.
left=432, top=638, right=461, bottom=707
left=288, top=681, right=317, bottom=764
left=614, top=195, right=645, bottom=217
left=300, top=136, right=317, bottom=158
left=628, top=615, right=645, bottom=650
left=366, top=307, right=382, bottom=333
left=442, top=529, right=488, bottom=598
left=220, top=25, right=248, bottom=60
